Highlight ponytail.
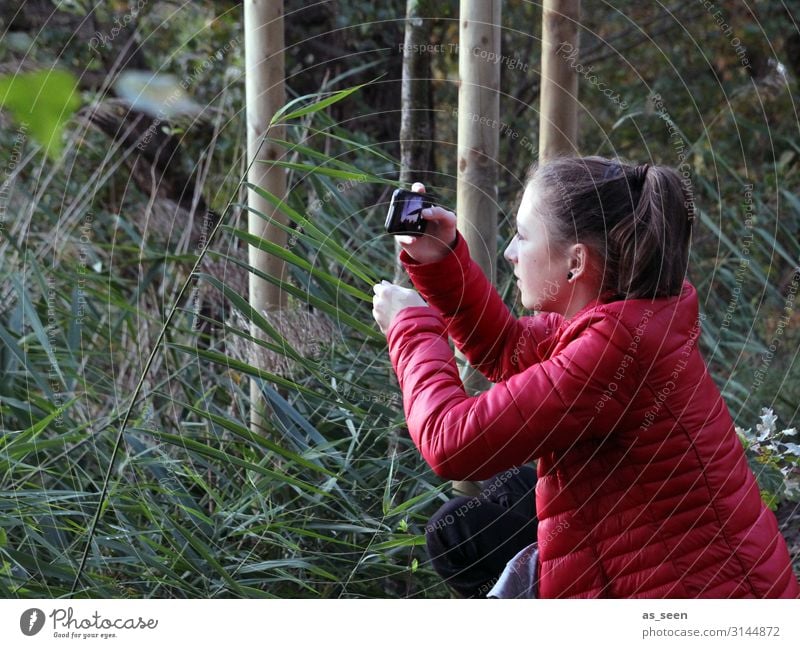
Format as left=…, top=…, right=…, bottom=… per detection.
left=529, top=156, right=694, bottom=300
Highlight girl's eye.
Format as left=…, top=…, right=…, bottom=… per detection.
left=516, top=231, right=524, bottom=241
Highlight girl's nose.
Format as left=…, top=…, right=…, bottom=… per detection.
left=504, top=238, right=517, bottom=264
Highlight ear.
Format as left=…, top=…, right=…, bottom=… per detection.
left=566, top=242, right=592, bottom=280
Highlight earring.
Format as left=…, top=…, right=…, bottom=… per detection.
left=567, top=271, right=573, bottom=280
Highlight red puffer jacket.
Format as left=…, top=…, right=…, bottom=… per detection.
left=387, top=232, right=800, bottom=598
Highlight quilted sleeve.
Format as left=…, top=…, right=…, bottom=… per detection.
left=399, top=231, right=563, bottom=381
left=386, top=307, right=639, bottom=480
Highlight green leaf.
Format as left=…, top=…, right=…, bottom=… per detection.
left=176, top=401, right=337, bottom=478
left=0, top=321, right=54, bottom=398
left=241, top=182, right=378, bottom=283
left=372, top=535, right=427, bottom=551
left=265, top=136, right=393, bottom=182
left=204, top=252, right=381, bottom=342
left=385, top=484, right=447, bottom=517
left=270, top=84, right=366, bottom=125
left=258, top=160, right=376, bottom=184
left=140, top=427, right=330, bottom=498
left=10, top=274, right=67, bottom=388
left=0, top=69, right=80, bottom=159
left=223, top=225, right=372, bottom=301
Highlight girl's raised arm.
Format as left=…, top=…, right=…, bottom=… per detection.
left=399, top=231, right=562, bottom=381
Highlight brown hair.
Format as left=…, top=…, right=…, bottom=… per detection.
left=527, top=156, right=694, bottom=300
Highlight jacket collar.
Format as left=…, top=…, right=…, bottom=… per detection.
left=559, top=281, right=697, bottom=337
left=534, top=282, right=696, bottom=359
left=561, top=288, right=620, bottom=325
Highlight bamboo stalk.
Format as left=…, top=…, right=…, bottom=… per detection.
left=396, top=0, right=434, bottom=286
left=539, top=0, right=580, bottom=162
left=245, top=0, right=289, bottom=435
left=454, top=0, right=502, bottom=498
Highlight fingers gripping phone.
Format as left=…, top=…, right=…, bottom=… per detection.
left=384, top=188, right=433, bottom=236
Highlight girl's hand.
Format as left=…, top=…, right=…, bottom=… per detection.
left=397, top=182, right=458, bottom=264
left=372, top=280, right=427, bottom=335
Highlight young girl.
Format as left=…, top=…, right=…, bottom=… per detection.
left=372, top=156, right=800, bottom=598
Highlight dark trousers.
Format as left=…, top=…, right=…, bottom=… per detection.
left=424, top=465, right=538, bottom=598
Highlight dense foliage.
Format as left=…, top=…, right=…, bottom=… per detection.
left=0, top=0, right=798, bottom=596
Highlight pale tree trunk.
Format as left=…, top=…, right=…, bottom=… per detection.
left=539, top=0, right=580, bottom=162
left=245, top=0, right=288, bottom=435
left=395, top=0, right=434, bottom=286
left=453, top=0, right=502, bottom=498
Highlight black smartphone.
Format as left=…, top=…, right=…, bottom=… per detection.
left=384, top=188, right=433, bottom=236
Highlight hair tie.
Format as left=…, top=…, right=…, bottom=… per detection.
left=633, top=163, right=650, bottom=184
left=602, top=163, right=623, bottom=181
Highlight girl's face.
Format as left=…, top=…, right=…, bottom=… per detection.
left=504, top=183, right=570, bottom=313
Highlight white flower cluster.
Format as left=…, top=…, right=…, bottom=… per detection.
left=736, top=407, right=800, bottom=502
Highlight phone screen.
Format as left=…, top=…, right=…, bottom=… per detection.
left=400, top=194, right=424, bottom=224
left=385, top=189, right=430, bottom=236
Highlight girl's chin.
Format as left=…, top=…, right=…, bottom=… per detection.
left=523, top=298, right=542, bottom=311
left=526, top=297, right=555, bottom=313
left=520, top=291, right=549, bottom=312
